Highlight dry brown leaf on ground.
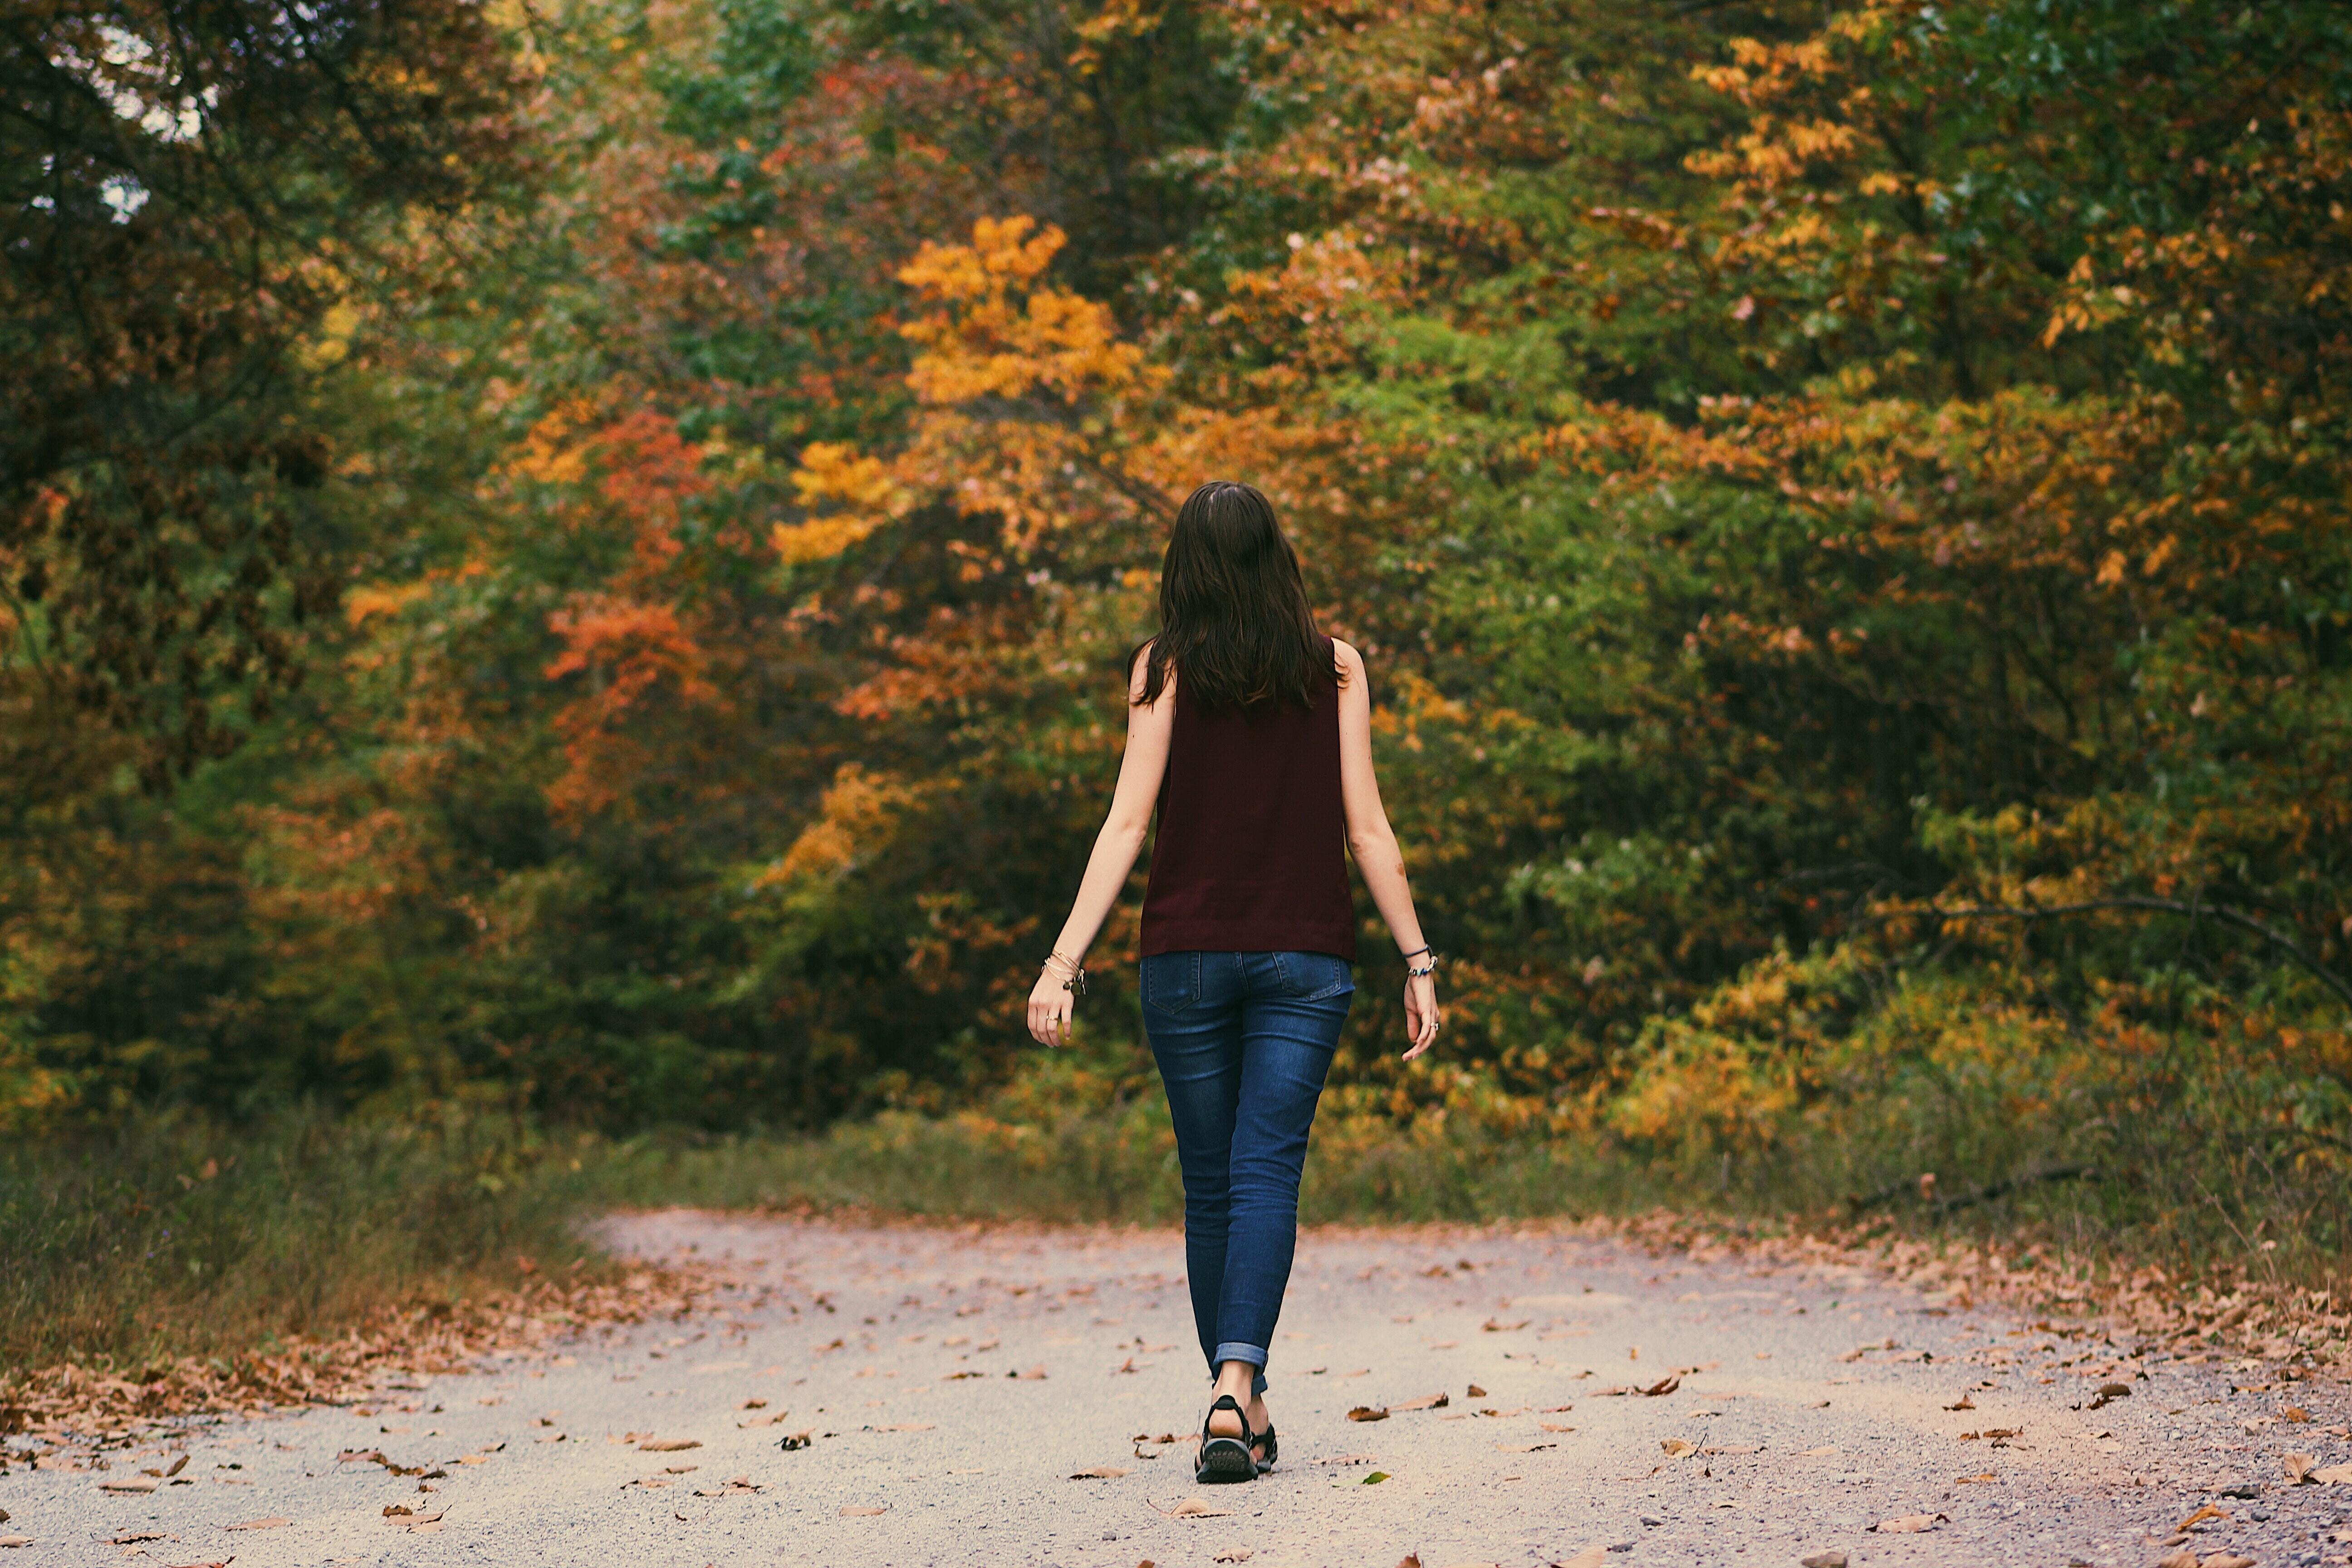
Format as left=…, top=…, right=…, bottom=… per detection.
left=1341, top=1368, right=1371, bottom=1377
left=98, top=1476, right=158, bottom=1493
left=638, top=1438, right=701, bottom=1451
left=2311, top=1462, right=2352, bottom=1483
left=1070, top=1465, right=1133, bottom=1479
left=2201, top=1554, right=2257, bottom=1568
left=1482, top=1319, right=1529, bottom=1333
left=1497, top=1442, right=1556, bottom=1453
left=224, top=1517, right=290, bottom=1531
left=1944, top=1395, right=1975, bottom=1410
left=1348, top=1406, right=1390, bottom=1422
left=1640, top=1377, right=1681, bottom=1397
left=1799, top=1553, right=1847, bottom=1568
left=1659, top=1440, right=1694, bottom=1456
left=2087, top=1382, right=2132, bottom=1409
left=1014, top=1365, right=1048, bottom=1380
left=1869, top=1513, right=1947, bottom=1534
left=839, top=1504, right=888, bottom=1517
left=1156, top=1499, right=1234, bottom=1518
left=2287, top=1451, right=2319, bottom=1483
left=738, top=1397, right=767, bottom=1410
left=1394, top=1393, right=1450, bottom=1411
left=0, top=1539, right=29, bottom=1550
left=2156, top=1553, right=2199, bottom=1568
left=1396, top=1556, right=1423, bottom=1568
left=1540, top=1422, right=1576, bottom=1434
left=1465, top=1384, right=1487, bottom=1397
left=1211, top=1549, right=1252, bottom=1563
left=2176, top=1504, right=2230, bottom=1532
left=1553, top=1549, right=1610, bottom=1568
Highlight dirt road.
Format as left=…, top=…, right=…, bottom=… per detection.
left=5, top=1211, right=2346, bottom=1566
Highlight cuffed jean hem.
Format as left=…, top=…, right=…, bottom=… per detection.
left=1210, top=1342, right=1269, bottom=1396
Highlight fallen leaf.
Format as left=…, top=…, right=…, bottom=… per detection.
left=2156, top=1554, right=2199, bottom=1568
left=1639, top=1376, right=1681, bottom=1397
left=1540, top=1422, right=1576, bottom=1433
left=2288, top=1452, right=2318, bottom=1484
left=1554, top=1550, right=1610, bottom=1568
left=739, top=1398, right=768, bottom=1410
left=1348, top=1406, right=1390, bottom=1422
left=1159, top=1499, right=1234, bottom=1518
left=1465, top=1384, right=1488, bottom=1398
left=1497, top=1442, right=1556, bottom=1453
left=109, top=1534, right=165, bottom=1546
left=1660, top=1440, right=1694, bottom=1456
left=0, top=1541, right=29, bottom=1551
left=1070, top=1465, right=1134, bottom=1480
left=1359, top=1471, right=1390, bottom=1484
left=1799, top=1553, right=1848, bottom=1568
left=2088, top=1382, right=2132, bottom=1410
left=839, top=1504, right=888, bottom=1517
left=98, top=1477, right=159, bottom=1494
left=779, top=1431, right=813, bottom=1451
left=1481, top=1320, right=1529, bottom=1333
left=1211, top=1549, right=1252, bottom=1563
left=1013, top=1365, right=1048, bottom=1380
left=638, top=1439, right=701, bottom=1452
left=1943, top=1395, right=1975, bottom=1411
left=456, top=1455, right=490, bottom=1465
left=2202, top=1555, right=2257, bottom=1568
left=2310, top=1462, right=2352, bottom=1484
left=1394, top=1392, right=1450, bottom=1411
left=1868, top=1513, right=1946, bottom=1534
left=2176, top=1504, right=2229, bottom=1532
left=872, top=1422, right=936, bottom=1432
left=2286, top=1405, right=2313, bottom=1423
left=225, top=1518, right=291, bottom=1531
left=1802, top=1446, right=1839, bottom=1457
left=1955, top=1472, right=1998, bottom=1485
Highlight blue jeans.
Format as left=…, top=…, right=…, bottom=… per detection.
left=1142, top=950, right=1354, bottom=1395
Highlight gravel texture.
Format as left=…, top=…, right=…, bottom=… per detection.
left=3, top=1210, right=2347, bottom=1566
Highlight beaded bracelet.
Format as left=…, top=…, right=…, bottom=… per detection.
left=1406, top=952, right=1439, bottom=979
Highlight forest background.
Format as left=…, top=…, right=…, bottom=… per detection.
left=5, top=0, right=2352, bottom=1374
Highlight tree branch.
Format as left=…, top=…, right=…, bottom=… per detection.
left=1908, top=896, right=2352, bottom=1014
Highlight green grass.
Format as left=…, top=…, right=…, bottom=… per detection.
left=8, top=1068, right=2345, bottom=1392
left=0, top=1108, right=605, bottom=1377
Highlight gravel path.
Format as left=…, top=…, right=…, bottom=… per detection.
left=5, top=1211, right=2348, bottom=1567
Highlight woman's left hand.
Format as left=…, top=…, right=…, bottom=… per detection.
left=1027, top=970, right=1074, bottom=1047
left=1401, top=971, right=1440, bottom=1059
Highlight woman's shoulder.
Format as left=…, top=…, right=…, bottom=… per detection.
left=1328, top=636, right=1366, bottom=674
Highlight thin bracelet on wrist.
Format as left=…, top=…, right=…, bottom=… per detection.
left=1406, top=952, right=1439, bottom=978
left=1040, top=950, right=1087, bottom=995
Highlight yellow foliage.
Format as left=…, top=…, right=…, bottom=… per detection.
left=759, top=764, right=918, bottom=887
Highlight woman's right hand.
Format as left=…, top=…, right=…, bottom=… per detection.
left=1402, top=971, right=1440, bottom=1059
left=1028, top=970, right=1074, bottom=1048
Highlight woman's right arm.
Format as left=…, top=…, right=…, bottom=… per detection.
left=1332, top=638, right=1440, bottom=1058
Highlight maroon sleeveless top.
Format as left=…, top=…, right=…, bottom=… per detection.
left=1139, top=637, right=1357, bottom=960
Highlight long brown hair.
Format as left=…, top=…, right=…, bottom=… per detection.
left=1136, top=481, right=1336, bottom=711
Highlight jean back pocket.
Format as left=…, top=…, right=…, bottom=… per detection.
left=1141, top=951, right=1201, bottom=1014
left=1272, top=951, right=1354, bottom=1002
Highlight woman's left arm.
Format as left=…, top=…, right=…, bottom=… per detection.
left=1028, top=649, right=1175, bottom=1047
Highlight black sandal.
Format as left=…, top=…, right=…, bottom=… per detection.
left=1195, top=1395, right=1259, bottom=1484
left=1254, top=1419, right=1278, bottom=1474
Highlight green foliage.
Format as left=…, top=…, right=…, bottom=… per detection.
left=1, top=0, right=2348, bottom=1292
left=0, top=1108, right=601, bottom=1374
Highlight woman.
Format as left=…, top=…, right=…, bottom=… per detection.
left=1025, top=480, right=1441, bottom=1485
